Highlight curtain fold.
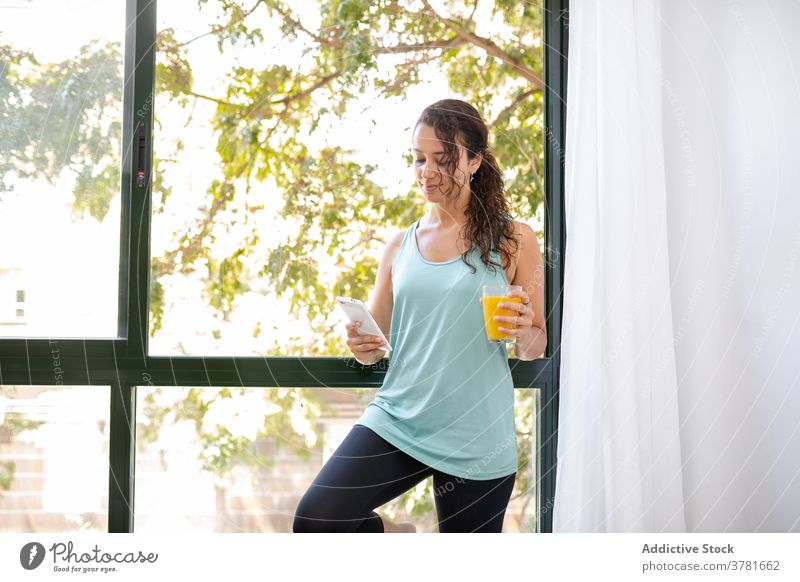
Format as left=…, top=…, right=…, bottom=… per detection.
left=554, top=0, right=687, bottom=533
left=555, top=0, right=800, bottom=532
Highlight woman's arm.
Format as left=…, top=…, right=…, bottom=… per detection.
left=509, top=222, right=548, bottom=361
left=367, top=230, right=404, bottom=341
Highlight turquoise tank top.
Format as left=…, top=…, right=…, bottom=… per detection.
left=356, top=217, right=518, bottom=480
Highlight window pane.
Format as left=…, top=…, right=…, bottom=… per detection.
left=134, top=385, right=537, bottom=532
left=148, top=0, right=545, bottom=356
left=0, top=385, right=110, bottom=532
left=0, top=0, right=124, bottom=338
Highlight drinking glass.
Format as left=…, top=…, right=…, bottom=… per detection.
left=481, top=285, right=523, bottom=344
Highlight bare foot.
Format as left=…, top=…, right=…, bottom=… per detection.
left=380, top=515, right=416, bottom=533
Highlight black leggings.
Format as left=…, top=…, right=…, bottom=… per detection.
left=292, top=423, right=516, bottom=533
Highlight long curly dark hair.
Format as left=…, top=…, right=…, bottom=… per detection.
left=415, top=99, right=519, bottom=276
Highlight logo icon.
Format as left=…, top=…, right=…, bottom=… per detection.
left=20, top=542, right=46, bottom=570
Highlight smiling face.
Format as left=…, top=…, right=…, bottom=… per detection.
left=411, top=123, right=481, bottom=201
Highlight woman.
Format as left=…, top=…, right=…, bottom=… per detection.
left=293, top=99, right=547, bottom=533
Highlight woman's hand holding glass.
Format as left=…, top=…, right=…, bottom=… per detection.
left=492, top=287, right=534, bottom=338
left=480, top=285, right=535, bottom=343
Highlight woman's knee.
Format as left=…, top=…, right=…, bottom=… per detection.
left=292, top=490, right=356, bottom=533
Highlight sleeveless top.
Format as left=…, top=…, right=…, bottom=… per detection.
left=355, top=217, right=518, bottom=480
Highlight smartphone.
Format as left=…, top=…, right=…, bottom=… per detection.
left=336, top=296, right=393, bottom=352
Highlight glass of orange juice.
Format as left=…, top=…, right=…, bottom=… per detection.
left=481, top=285, right=523, bottom=344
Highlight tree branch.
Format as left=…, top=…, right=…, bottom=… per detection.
left=466, top=0, right=480, bottom=27
left=271, top=70, right=341, bottom=106
left=184, top=70, right=342, bottom=120
left=420, top=0, right=543, bottom=90
left=492, top=87, right=539, bottom=126
left=373, top=36, right=464, bottom=54
left=271, top=2, right=342, bottom=48
left=271, top=3, right=465, bottom=58
left=243, top=69, right=343, bottom=119
left=188, top=91, right=235, bottom=108
left=373, top=51, right=444, bottom=99
left=175, top=0, right=265, bottom=49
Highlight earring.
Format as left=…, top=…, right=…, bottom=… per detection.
left=470, top=173, right=475, bottom=182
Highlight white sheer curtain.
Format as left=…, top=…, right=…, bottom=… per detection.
left=554, top=0, right=800, bottom=532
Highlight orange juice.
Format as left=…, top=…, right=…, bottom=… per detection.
left=482, top=296, right=522, bottom=341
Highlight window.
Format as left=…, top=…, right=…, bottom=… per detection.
left=0, top=386, right=111, bottom=533
left=0, top=0, right=125, bottom=338
left=148, top=0, right=548, bottom=358
left=134, top=385, right=540, bottom=532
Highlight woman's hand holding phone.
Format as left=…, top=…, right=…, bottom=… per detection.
left=345, top=321, right=388, bottom=365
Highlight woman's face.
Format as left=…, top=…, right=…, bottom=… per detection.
left=411, top=123, right=475, bottom=201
